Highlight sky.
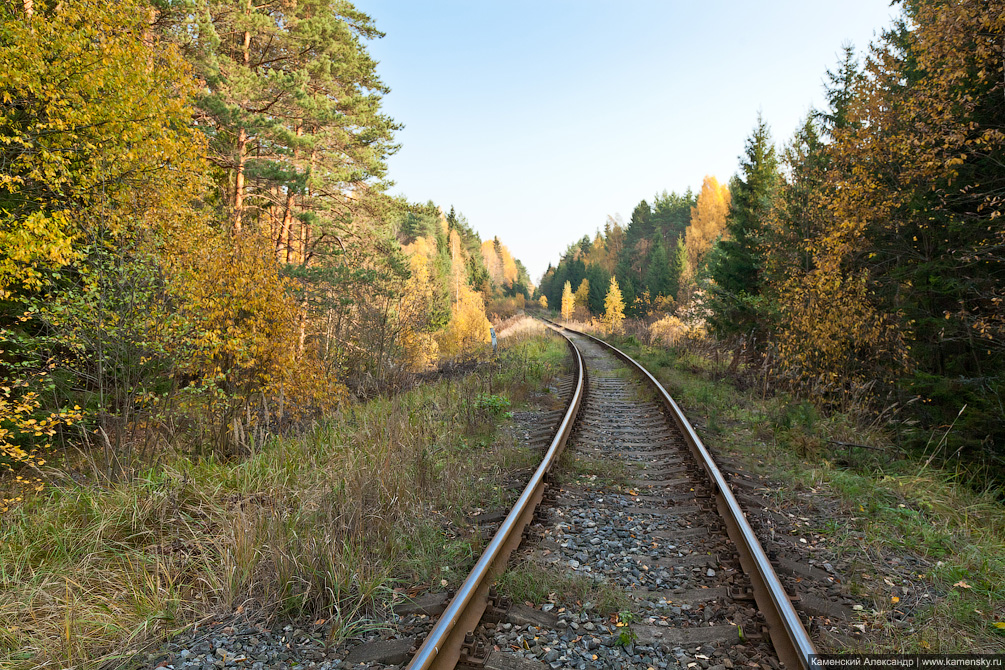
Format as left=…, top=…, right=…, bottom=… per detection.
left=352, top=1, right=901, bottom=283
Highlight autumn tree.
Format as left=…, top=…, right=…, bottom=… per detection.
left=573, top=279, right=590, bottom=313
left=561, top=281, right=575, bottom=321
left=604, top=276, right=625, bottom=332
left=834, top=0, right=1004, bottom=456
left=683, top=176, right=731, bottom=280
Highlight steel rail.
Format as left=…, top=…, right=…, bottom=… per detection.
left=555, top=321, right=817, bottom=670
left=405, top=328, right=586, bottom=670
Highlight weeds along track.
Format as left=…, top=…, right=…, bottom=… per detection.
left=399, top=322, right=815, bottom=670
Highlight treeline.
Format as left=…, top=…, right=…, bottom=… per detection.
left=540, top=0, right=1004, bottom=472
left=0, top=0, right=528, bottom=491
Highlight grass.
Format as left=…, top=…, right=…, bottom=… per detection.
left=600, top=332, right=1005, bottom=653
left=496, top=559, right=631, bottom=616
left=553, top=451, right=628, bottom=489
left=0, top=317, right=572, bottom=668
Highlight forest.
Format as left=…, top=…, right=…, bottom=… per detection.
left=538, top=0, right=1004, bottom=481
left=0, top=0, right=533, bottom=501
left=2, top=0, right=1005, bottom=665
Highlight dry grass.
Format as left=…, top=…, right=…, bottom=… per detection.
left=0, top=316, right=572, bottom=668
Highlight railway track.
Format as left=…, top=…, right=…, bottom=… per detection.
left=402, top=321, right=816, bottom=670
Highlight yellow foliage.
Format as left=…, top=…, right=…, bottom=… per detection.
left=401, top=329, right=440, bottom=372
left=436, top=284, right=491, bottom=357
left=0, top=376, right=83, bottom=513
left=604, top=276, right=625, bottom=332
left=648, top=315, right=706, bottom=348
left=538, top=295, right=548, bottom=309
left=0, top=212, right=77, bottom=300
left=403, top=235, right=438, bottom=261
left=574, top=279, right=590, bottom=311
left=481, top=239, right=519, bottom=289
left=399, top=245, right=442, bottom=371
left=774, top=269, right=908, bottom=390
left=163, top=225, right=344, bottom=415
left=561, top=281, right=575, bottom=321
left=0, top=0, right=203, bottom=295
left=481, top=240, right=503, bottom=285
left=500, top=245, right=519, bottom=287
left=486, top=294, right=526, bottom=321
left=684, top=176, right=731, bottom=277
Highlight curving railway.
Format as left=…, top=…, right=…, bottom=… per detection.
left=399, top=320, right=817, bottom=670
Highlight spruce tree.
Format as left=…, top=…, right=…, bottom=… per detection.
left=644, top=236, right=674, bottom=299
left=708, top=115, right=781, bottom=343
left=669, top=237, right=687, bottom=302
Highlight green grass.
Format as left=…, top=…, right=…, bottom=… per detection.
left=496, top=559, right=630, bottom=615
left=0, top=318, right=573, bottom=668
left=603, top=332, right=1005, bottom=653
left=554, top=451, right=628, bottom=489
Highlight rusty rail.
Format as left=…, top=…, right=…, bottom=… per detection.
left=405, top=328, right=586, bottom=670
left=555, top=320, right=816, bottom=670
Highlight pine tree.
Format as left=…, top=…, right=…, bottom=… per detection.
left=171, top=0, right=399, bottom=243
left=604, top=276, right=625, bottom=332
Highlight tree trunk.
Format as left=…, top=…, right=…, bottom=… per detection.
left=233, top=127, right=247, bottom=233
left=277, top=125, right=303, bottom=262
left=233, top=28, right=251, bottom=234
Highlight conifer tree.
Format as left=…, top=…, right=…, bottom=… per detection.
left=585, top=264, right=610, bottom=314
left=670, top=237, right=687, bottom=301
left=708, top=116, right=781, bottom=343
left=644, top=236, right=674, bottom=300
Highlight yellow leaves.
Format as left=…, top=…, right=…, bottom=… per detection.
left=774, top=268, right=909, bottom=390
left=561, top=281, right=575, bottom=320
left=480, top=239, right=519, bottom=289
left=684, top=175, right=731, bottom=276
left=436, top=284, right=491, bottom=357
left=573, top=279, right=590, bottom=311
left=0, top=379, right=81, bottom=513
left=648, top=315, right=706, bottom=347
left=500, top=246, right=519, bottom=287
left=603, top=276, right=625, bottom=333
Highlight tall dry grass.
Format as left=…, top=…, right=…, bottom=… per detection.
left=0, top=317, right=570, bottom=668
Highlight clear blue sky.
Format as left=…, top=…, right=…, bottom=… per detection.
left=353, top=1, right=900, bottom=283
